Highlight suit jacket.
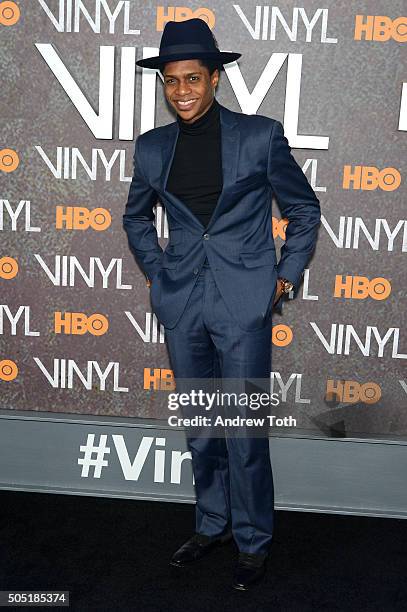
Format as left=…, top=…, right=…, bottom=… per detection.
left=123, top=102, right=321, bottom=331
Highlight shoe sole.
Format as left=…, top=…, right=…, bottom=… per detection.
left=232, top=570, right=265, bottom=591
left=169, top=559, right=189, bottom=568
left=232, top=583, right=249, bottom=591
left=232, top=577, right=263, bottom=591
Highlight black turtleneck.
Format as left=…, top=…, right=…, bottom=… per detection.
left=166, top=97, right=222, bottom=229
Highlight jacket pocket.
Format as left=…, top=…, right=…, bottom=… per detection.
left=240, top=247, right=276, bottom=268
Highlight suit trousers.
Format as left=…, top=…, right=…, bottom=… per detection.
left=163, top=256, right=274, bottom=556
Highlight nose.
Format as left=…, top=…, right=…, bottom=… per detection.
left=176, top=79, right=192, bottom=97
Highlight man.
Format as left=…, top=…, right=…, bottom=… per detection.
left=123, top=18, right=321, bottom=590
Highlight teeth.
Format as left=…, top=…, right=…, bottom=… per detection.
left=178, top=99, right=196, bottom=106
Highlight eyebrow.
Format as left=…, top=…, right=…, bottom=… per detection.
left=164, top=71, right=202, bottom=78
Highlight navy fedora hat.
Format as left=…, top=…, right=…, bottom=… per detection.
left=136, top=18, right=241, bottom=70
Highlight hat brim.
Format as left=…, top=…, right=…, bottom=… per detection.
left=136, top=51, right=241, bottom=70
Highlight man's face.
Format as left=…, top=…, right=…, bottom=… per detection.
left=162, top=59, right=219, bottom=124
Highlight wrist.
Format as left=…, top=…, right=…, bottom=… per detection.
left=278, top=277, right=294, bottom=294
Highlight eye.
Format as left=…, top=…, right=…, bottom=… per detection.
left=190, top=76, right=199, bottom=81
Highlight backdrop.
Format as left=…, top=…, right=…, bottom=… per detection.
left=1, top=0, right=406, bottom=440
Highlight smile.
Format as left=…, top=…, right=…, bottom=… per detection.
left=175, top=99, right=198, bottom=109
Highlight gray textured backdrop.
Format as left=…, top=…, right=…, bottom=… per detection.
left=1, top=0, right=406, bottom=439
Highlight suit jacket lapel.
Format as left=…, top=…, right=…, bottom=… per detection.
left=159, top=103, right=240, bottom=231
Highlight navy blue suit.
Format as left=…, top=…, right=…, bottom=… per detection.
left=123, top=102, right=321, bottom=555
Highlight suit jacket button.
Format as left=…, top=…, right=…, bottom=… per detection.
left=203, top=233, right=210, bottom=240
left=193, top=268, right=199, bottom=274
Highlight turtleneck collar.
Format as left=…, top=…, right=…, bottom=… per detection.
left=176, top=97, right=220, bottom=135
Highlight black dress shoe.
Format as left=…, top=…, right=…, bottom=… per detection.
left=232, top=551, right=268, bottom=591
left=170, top=531, right=232, bottom=567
